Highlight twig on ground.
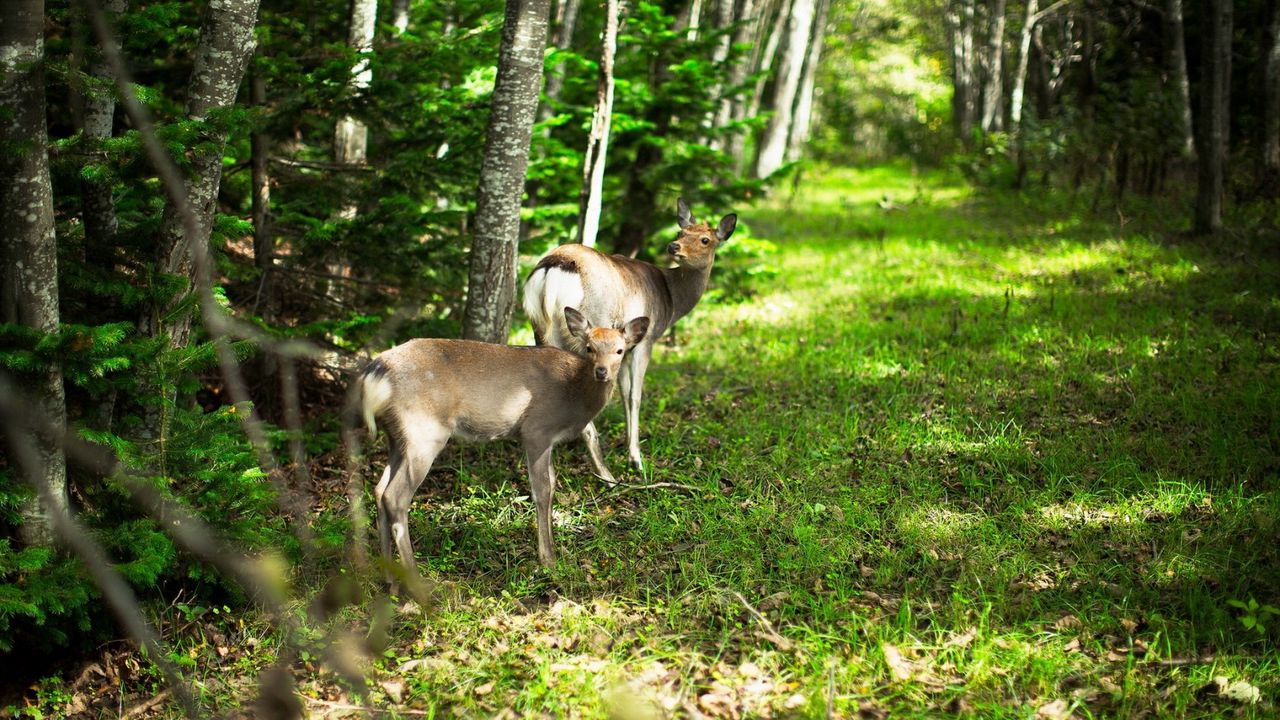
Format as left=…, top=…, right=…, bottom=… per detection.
left=306, top=697, right=434, bottom=716
left=123, top=690, right=171, bottom=719
left=723, top=588, right=795, bottom=652
left=607, top=481, right=700, bottom=496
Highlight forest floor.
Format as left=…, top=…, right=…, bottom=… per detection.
left=35, top=165, right=1280, bottom=718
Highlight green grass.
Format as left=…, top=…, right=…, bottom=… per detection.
left=347, top=165, right=1278, bottom=718
left=55, top=165, right=1279, bottom=718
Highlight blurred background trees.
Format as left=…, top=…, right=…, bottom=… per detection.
left=1, top=0, right=1277, bottom=666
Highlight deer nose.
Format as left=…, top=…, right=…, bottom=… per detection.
left=595, top=367, right=608, bottom=381
left=667, top=242, right=680, bottom=255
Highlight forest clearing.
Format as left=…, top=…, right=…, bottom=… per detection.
left=2, top=0, right=1279, bottom=717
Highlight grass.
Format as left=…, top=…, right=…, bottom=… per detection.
left=37, top=164, right=1280, bottom=718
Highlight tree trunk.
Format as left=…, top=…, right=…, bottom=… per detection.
left=980, top=0, right=1007, bottom=132
left=329, top=0, right=378, bottom=303
left=1194, top=0, right=1231, bottom=234
left=537, top=0, right=582, bottom=126
left=251, top=67, right=273, bottom=319
left=704, top=0, right=737, bottom=150
left=730, top=0, right=783, bottom=167
left=576, top=0, right=621, bottom=248
left=80, top=0, right=128, bottom=270
left=947, top=0, right=980, bottom=142
left=392, top=0, right=411, bottom=33
left=754, top=0, right=814, bottom=177
left=1009, top=0, right=1036, bottom=134
left=461, top=0, right=551, bottom=343
left=1264, top=1, right=1280, bottom=177
left=681, top=0, right=705, bottom=40
left=1163, top=0, right=1195, bottom=159
left=0, top=0, right=68, bottom=546
left=785, top=0, right=830, bottom=162
left=151, top=0, right=260, bottom=349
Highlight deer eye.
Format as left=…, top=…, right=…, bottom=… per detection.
left=616, top=349, right=623, bottom=355
left=701, top=237, right=710, bottom=245
left=586, top=347, right=594, bottom=354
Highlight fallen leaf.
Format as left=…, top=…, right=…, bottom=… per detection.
left=883, top=645, right=914, bottom=682
left=379, top=680, right=404, bottom=703
left=1035, top=698, right=1073, bottom=719
left=1212, top=676, right=1261, bottom=705
left=474, top=681, right=495, bottom=696
left=1054, top=615, right=1082, bottom=632
left=945, top=628, right=977, bottom=648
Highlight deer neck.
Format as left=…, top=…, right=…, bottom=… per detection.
left=573, top=364, right=617, bottom=414
left=662, top=264, right=711, bottom=324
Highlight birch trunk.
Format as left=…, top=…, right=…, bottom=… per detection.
left=980, top=0, right=1007, bottom=132
left=1009, top=0, right=1036, bottom=133
left=1194, top=0, right=1231, bottom=234
left=0, top=0, right=68, bottom=546
left=704, top=0, right=737, bottom=150
left=754, top=0, right=814, bottom=177
left=730, top=0, right=782, bottom=167
left=537, top=0, right=582, bottom=126
left=80, top=0, right=128, bottom=270
left=392, top=0, right=411, bottom=33
left=948, top=0, right=979, bottom=141
left=251, top=68, right=273, bottom=318
left=329, top=0, right=378, bottom=302
left=786, top=0, right=830, bottom=162
left=576, top=0, right=621, bottom=248
left=1264, top=1, right=1280, bottom=175
left=1163, top=0, right=1194, bottom=159
left=151, top=0, right=260, bottom=349
left=462, top=0, right=551, bottom=343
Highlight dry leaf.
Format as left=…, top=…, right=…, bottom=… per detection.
left=474, top=681, right=495, bottom=696
left=946, top=628, right=977, bottom=648
left=1053, top=614, right=1081, bottom=632
left=1035, top=698, right=1073, bottom=719
left=1212, top=676, right=1261, bottom=705
left=379, top=680, right=405, bottom=703
left=882, top=645, right=914, bottom=682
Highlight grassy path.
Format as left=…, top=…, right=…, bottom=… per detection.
left=175, top=165, right=1275, bottom=719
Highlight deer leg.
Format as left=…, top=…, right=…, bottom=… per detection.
left=624, top=344, right=653, bottom=471
left=580, top=420, right=616, bottom=485
left=381, top=422, right=449, bottom=589
left=373, top=453, right=397, bottom=581
left=525, top=442, right=558, bottom=567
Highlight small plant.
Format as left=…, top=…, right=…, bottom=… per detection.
left=1227, top=598, right=1280, bottom=636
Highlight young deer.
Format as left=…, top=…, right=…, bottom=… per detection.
left=522, top=198, right=736, bottom=481
left=359, top=308, right=648, bottom=577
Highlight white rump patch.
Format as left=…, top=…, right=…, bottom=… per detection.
left=362, top=372, right=394, bottom=433
left=524, top=266, right=585, bottom=349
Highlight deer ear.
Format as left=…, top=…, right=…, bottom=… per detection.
left=623, top=317, right=650, bottom=348
left=715, top=213, right=737, bottom=243
left=676, top=198, right=695, bottom=229
left=564, top=307, right=590, bottom=339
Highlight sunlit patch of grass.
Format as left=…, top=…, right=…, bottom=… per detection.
left=214, top=164, right=1280, bottom=719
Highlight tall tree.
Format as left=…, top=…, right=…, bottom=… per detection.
left=1163, top=0, right=1195, bottom=159
left=461, top=0, right=552, bottom=342
left=755, top=0, right=815, bottom=177
left=786, top=0, right=831, bottom=162
left=1264, top=1, right=1280, bottom=179
left=1009, top=0, right=1038, bottom=136
left=980, top=0, right=1007, bottom=132
left=250, top=65, right=273, bottom=318
left=1194, top=0, right=1231, bottom=234
left=576, top=0, right=621, bottom=247
left=329, top=0, right=378, bottom=302
left=947, top=0, right=980, bottom=142
left=704, top=0, right=737, bottom=150
left=0, top=0, right=67, bottom=545
left=151, top=0, right=260, bottom=349
left=392, top=0, right=411, bottom=33
left=79, top=0, right=128, bottom=269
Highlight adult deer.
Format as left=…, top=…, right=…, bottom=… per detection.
left=522, top=198, right=737, bottom=481
left=359, top=308, right=649, bottom=580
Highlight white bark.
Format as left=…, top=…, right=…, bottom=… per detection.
left=786, top=0, right=829, bottom=162
left=1195, top=0, right=1231, bottom=234
left=1009, top=0, right=1037, bottom=133
left=462, top=0, right=552, bottom=343
left=705, top=0, right=738, bottom=150
left=392, top=0, right=411, bottom=34
left=1263, top=1, right=1280, bottom=172
left=154, top=0, right=261, bottom=348
left=754, top=0, right=814, bottom=177
left=335, top=0, right=378, bottom=183
left=980, top=0, right=1007, bottom=132
left=0, top=0, right=68, bottom=546
left=1164, top=0, right=1194, bottom=158
left=577, top=0, right=620, bottom=248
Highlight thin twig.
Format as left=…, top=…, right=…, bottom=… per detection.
left=122, top=689, right=171, bottom=719
left=306, top=697, right=435, bottom=716
left=606, top=481, right=701, bottom=496
left=723, top=588, right=794, bottom=652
